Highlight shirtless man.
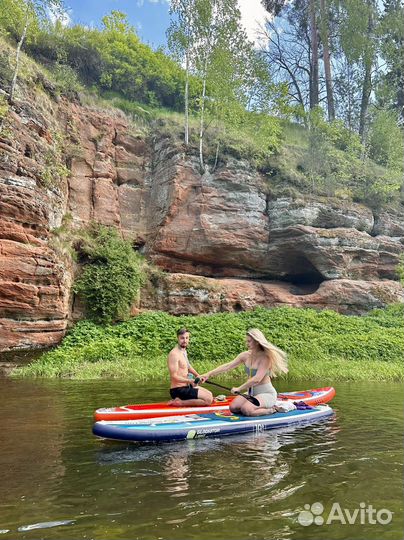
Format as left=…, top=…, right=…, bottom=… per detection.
left=167, top=328, right=213, bottom=407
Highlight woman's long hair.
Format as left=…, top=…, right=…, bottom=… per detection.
left=248, top=328, right=288, bottom=377
left=264, top=346, right=288, bottom=377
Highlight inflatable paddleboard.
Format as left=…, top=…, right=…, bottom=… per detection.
left=94, top=387, right=335, bottom=421
left=93, top=404, right=334, bottom=443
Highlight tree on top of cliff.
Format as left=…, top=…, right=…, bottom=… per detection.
left=1, top=0, right=64, bottom=103
left=0, top=2, right=190, bottom=109
left=167, top=0, right=283, bottom=173
left=167, top=0, right=197, bottom=145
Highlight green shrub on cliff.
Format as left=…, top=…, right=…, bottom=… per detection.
left=396, top=255, right=404, bottom=286
left=13, top=304, right=404, bottom=381
left=73, top=224, right=145, bottom=324
left=267, top=110, right=403, bottom=206
left=1, top=6, right=189, bottom=110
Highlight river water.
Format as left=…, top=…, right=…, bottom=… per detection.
left=0, top=378, right=403, bottom=540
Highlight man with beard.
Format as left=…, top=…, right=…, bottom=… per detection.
left=167, top=328, right=213, bottom=407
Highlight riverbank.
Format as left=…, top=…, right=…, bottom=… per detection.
left=11, top=304, right=403, bottom=382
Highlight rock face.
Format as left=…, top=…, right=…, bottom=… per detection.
left=147, top=154, right=270, bottom=277
left=67, top=103, right=150, bottom=240
left=141, top=273, right=403, bottom=316
left=0, top=176, right=70, bottom=350
left=0, top=87, right=403, bottom=352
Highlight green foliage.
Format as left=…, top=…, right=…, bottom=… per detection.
left=0, top=93, right=8, bottom=118
left=74, top=225, right=145, bottom=325
left=94, top=11, right=186, bottom=109
left=168, top=0, right=283, bottom=170
left=367, top=109, right=404, bottom=171
left=266, top=108, right=403, bottom=206
left=377, top=0, right=404, bottom=116
left=99, top=93, right=156, bottom=129
left=352, top=166, right=403, bottom=209
left=0, top=93, right=11, bottom=137
left=49, top=60, right=82, bottom=97
left=0, top=4, right=188, bottom=110
left=13, top=304, right=404, bottom=380
left=396, top=255, right=404, bottom=286
left=40, top=130, right=69, bottom=187
left=0, top=0, right=36, bottom=43
left=0, top=1, right=401, bottom=206
left=0, top=44, right=14, bottom=90
left=339, top=0, right=378, bottom=65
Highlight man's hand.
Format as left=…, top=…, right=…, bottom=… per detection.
left=231, top=387, right=241, bottom=395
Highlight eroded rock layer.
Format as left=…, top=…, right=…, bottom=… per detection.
left=1, top=89, right=403, bottom=352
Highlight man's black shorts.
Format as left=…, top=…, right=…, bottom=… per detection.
left=170, top=385, right=199, bottom=400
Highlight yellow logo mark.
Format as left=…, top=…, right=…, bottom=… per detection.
left=214, top=412, right=239, bottom=420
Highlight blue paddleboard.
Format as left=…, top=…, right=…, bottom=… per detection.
left=92, top=404, right=334, bottom=443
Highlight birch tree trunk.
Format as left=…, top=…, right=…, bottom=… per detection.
left=359, top=59, right=372, bottom=141
left=320, top=0, right=335, bottom=121
left=199, top=72, right=207, bottom=172
left=359, top=7, right=374, bottom=141
left=9, top=8, right=30, bottom=103
left=184, top=51, right=190, bottom=145
left=309, top=0, right=319, bottom=109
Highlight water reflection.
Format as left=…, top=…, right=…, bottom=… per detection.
left=164, top=447, right=190, bottom=495
left=1, top=380, right=67, bottom=501
left=0, top=378, right=402, bottom=540
left=94, top=417, right=339, bottom=513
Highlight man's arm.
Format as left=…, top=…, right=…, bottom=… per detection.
left=187, top=365, right=200, bottom=379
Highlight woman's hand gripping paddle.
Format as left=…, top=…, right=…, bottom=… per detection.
left=194, top=378, right=260, bottom=406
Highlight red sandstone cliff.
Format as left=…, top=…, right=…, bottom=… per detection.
left=0, top=86, right=403, bottom=352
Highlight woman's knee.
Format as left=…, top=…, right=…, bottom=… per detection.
left=240, top=403, right=255, bottom=416
left=230, top=397, right=243, bottom=412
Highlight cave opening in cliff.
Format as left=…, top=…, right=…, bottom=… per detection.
left=283, top=254, right=325, bottom=293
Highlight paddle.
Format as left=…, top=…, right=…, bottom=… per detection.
left=194, top=378, right=260, bottom=406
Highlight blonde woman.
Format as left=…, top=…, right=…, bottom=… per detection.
left=200, top=329, right=288, bottom=416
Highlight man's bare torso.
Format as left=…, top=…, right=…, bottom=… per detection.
left=168, top=346, right=189, bottom=388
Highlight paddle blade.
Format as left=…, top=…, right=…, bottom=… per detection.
left=247, top=395, right=260, bottom=406
left=234, top=392, right=260, bottom=406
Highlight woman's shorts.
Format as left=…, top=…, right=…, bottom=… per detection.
left=170, top=385, right=199, bottom=400
left=251, top=383, right=277, bottom=408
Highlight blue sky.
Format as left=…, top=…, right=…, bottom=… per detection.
left=63, top=0, right=171, bottom=49
left=61, top=0, right=268, bottom=50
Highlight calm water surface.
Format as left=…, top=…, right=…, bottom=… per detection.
left=0, top=378, right=403, bottom=540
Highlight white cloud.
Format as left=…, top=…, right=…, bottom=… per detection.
left=48, top=6, right=72, bottom=27
left=137, top=0, right=169, bottom=5
left=238, top=0, right=269, bottom=47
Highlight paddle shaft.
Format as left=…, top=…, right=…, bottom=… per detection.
left=197, top=379, right=260, bottom=406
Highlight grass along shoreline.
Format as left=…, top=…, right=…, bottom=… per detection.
left=12, top=305, right=404, bottom=382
